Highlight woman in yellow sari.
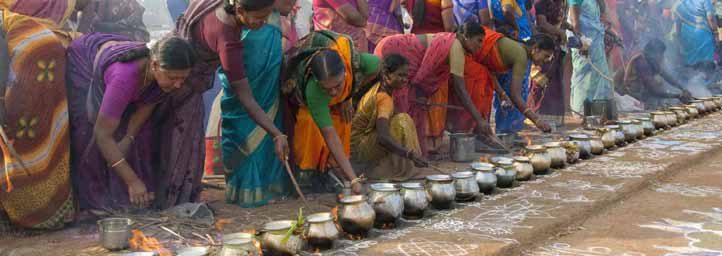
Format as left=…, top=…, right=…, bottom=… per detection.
left=351, top=54, right=429, bottom=181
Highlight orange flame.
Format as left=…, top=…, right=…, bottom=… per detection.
left=330, top=207, right=339, bottom=221
left=214, top=218, right=232, bottom=231
left=478, top=155, right=489, bottom=163
left=524, top=135, right=533, bottom=146
left=314, top=248, right=322, bottom=253
left=380, top=223, right=395, bottom=229
left=346, top=234, right=364, bottom=240
left=129, top=230, right=172, bottom=256
left=251, top=239, right=263, bottom=255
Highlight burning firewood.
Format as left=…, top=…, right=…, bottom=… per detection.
left=129, top=229, right=172, bottom=256
left=214, top=218, right=232, bottom=231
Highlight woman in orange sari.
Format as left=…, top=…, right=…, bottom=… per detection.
left=374, top=22, right=494, bottom=155
left=0, top=10, right=74, bottom=229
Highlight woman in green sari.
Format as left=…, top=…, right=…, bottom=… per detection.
left=217, top=1, right=295, bottom=207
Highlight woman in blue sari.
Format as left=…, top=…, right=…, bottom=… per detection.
left=673, top=0, right=719, bottom=65
left=568, top=0, right=613, bottom=114
left=218, top=11, right=291, bottom=208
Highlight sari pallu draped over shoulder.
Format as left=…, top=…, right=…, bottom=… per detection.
left=2, top=0, right=77, bottom=27
left=373, top=32, right=457, bottom=155
left=0, top=10, right=74, bottom=229
left=283, top=30, right=361, bottom=171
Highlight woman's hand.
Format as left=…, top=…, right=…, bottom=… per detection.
left=340, top=100, right=354, bottom=123
left=273, top=135, right=290, bottom=161
left=410, top=153, right=430, bottom=167
left=476, top=119, right=494, bottom=137
left=118, top=136, right=133, bottom=156
left=126, top=177, right=152, bottom=207
left=532, top=116, right=552, bottom=133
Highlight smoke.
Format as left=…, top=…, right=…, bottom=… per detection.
left=683, top=73, right=713, bottom=97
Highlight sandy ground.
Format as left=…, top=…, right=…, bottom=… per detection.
left=1, top=112, right=721, bottom=256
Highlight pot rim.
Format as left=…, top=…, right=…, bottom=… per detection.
left=401, top=182, right=425, bottom=189
left=604, top=124, right=620, bottom=129
left=369, top=183, right=400, bottom=192
left=224, top=232, right=255, bottom=243
left=616, top=120, right=632, bottom=124
left=525, top=145, right=546, bottom=152
left=426, top=174, right=453, bottom=182
left=306, top=212, right=334, bottom=223
left=630, top=120, right=642, bottom=124
left=263, top=220, right=296, bottom=232
left=569, top=134, right=590, bottom=140
left=471, top=162, right=495, bottom=172
left=339, top=195, right=367, bottom=204
left=452, top=171, right=475, bottom=179
left=97, top=217, right=133, bottom=227
left=490, top=156, right=514, bottom=165
left=636, top=117, right=650, bottom=121
left=513, top=156, right=531, bottom=162
left=176, top=246, right=210, bottom=256
left=544, top=141, right=561, bottom=148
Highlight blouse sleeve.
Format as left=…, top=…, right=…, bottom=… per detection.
left=201, top=13, right=246, bottom=83
left=360, top=53, right=381, bottom=76
left=704, top=0, right=715, bottom=16
left=99, top=62, right=141, bottom=118
left=376, top=92, right=394, bottom=119
left=305, top=78, right=335, bottom=128
left=449, top=39, right=466, bottom=77
left=567, top=0, right=583, bottom=6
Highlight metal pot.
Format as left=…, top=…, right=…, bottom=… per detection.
left=637, top=118, right=655, bottom=137
left=672, top=109, right=687, bottom=125
left=569, top=134, right=592, bottom=159
left=596, top=128, right=616, bottom=149
left=513, top=156, right=534, bottom=181
left=713, top=95, right=722, bottom=108
left=490, top=156, right=514, bottom=167
left=305, top=212, right=340, bottom=250
left=452, top=171, right=479, bottom=201
left=589, top=135, right=605, bottom=155
left=368, top=183, right=404, bottom=226
left=562, top=141, right=580, bottom=163
left=98, top=218, right=133, bottom=251
left=617, top=121, right=636, bottom=142
left=450, top=133, right=476, bottom=162
left=701, top=98, right=716, bottom=112
left=426, top=175, right=456, bottom=209
left=338, top=195, right=375, bottom=236
left=471, top=162, right=497, bottom=194
left=495, top=160, right=517, bottom=188
left=221, top=232, right=261, bottom=256
left=685, top=104, right=700, bottom=118
left=496, top=133, right=515, bottom=147
left=663, top=111, right=677, bottom=127
left=400, top=183, right=429, bottom=219
left=630, top=120, right=644, bottom=139
left=650, top=112, right=667, bottom=130
left=525, top=145, right=551, bottom=174
left=177, top=247, right=210, bottom=256
left=691, top=100, right=706, bottom=113
left=260, top=220, right=305, bottom=256
left=543, top=142, right=567, bottom=168
left=605, top=125, right=626, bottom=147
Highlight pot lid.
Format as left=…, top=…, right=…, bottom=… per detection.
left=630, top=120, right=641, bottom=124
left=513, top=156, right=530, bottom=162
left=401, top=182, right=425, bottom=189
left=650, top=111, right=666, bottom=115
left=339, top=195, right=367, bottom=204
left=224, top=232, right=254, bottom=245
left=497, top=159, right=514, bottom=166
left=490, top=156, right=514, bottom=165
left=306, top=212, right=334, bottom=223
left=568, top=134, right=590, bottom=140
left=452, top=171, right=474, bottom=179
left=471, top=162, right=495, bottom=171
left=263, top=220, right=295, bottom=232
left=544, top=141, right=561, bottom=148
left=636, top=117, right=650, bottom=121
left=426, top=174, right=452, bottom=182
left=524, top=145, right=546, bottom=152
left=616, top=120, right=631, bottom=124
left=604, top=125, right=620, bottom=129
left=369, top=183, right=399, bottom=192
left=176, top=247, right=210, bottom=256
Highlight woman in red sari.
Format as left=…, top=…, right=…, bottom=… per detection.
left=374, top=22, right=493, bottom=155
left=407, top=0, right=455, bottom=33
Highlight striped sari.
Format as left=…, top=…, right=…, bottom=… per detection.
left=2, top=0, right=77, bottom=27
left=0, top=10, right=74, bottom=229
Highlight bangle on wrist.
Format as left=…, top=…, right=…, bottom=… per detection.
left=127, top=135, right=135, bottom=143
left=110, top=158, right=126, bottom=168
left=273, top=134, right=287, bottom=142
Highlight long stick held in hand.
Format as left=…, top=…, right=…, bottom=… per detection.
left=284, top=160, right=309, bottom=207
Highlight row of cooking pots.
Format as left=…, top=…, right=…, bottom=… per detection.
left=221, top=98, right=722, bottom=255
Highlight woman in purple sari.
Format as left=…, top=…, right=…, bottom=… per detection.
left=66, top=34, right=196, bottom=212
left=365, top=0, right=402, bottom=52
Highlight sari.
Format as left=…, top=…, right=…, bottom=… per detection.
left=2, top=0, right=77, bottom=27
left=0, top=10, right=74, bottom=229
left=406, top=0, right=447, bottom=33
left=568, top=0, right=613, bottom=114
left=284, top=30, right=362, bottom=171
left=66, top=33, right=167, bottom=211
left=218, top=12, right=291, bottom=208
left=673, top=0, right=716, bottom=65
left=452, top=0, right=488, bottom=25
left=373, top=33, right=458, bottom=155
left=313, top=0, right=369, bottom=52
left=490, top=0, right=532, bottom=40
left=366, top=0, right=403, bottom=52
left=528, top=0, right=566, bottom=120
left=351, top=83, right=423, bottom=181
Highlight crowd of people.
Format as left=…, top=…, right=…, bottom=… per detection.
left=0, top=0, right=720, bottom=230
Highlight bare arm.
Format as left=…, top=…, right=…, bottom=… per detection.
left=0, top=26, right=7, bottom=126
left=536, top=14, right=566, bottom=38
left=708, top=15, right=719, bottom=33
left=441, top=0, right=456, bottom=31
left=336, top=4, right=368, bottom=27
left=319, top=126, right=358, bottom=183
left=118, top=103, right=156, bottom=155
left=569, top=5, right=581, bottom=35
left=357, top=0, right=369, bottom=21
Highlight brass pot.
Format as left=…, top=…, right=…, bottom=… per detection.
left=260, top=220, right=305, bottom=256
left=494, top=160, right=517, bottom=188
left=617, top=120, right=636, bottom=142
left=400, top=183, right=429, bottom=219
left=685, top=104, right=700, bottom=118
left=636, top=118, right=655, bottom=136
left=525, top=145, right=551, bottom=174
left=650, top=112, right=667, bottom=130
left=543, top=142, right=567, bottom=168
left=691, top=100, right=706, bottom=113
left=569, top=134, right=592, bottom=159
left=672, top=109, right=687, bottom=125
left=663, top=111, right=678, bottom=127
left=452, top=171, right=479, bottom=201
left=221, top=232, right=261, bottom=256
left=305, top=213, right=340, bottom=250
left=513, top=156, right=534, bottom=181
left=589, top=135, right=605, bottom=155
left=700, top=98, right=717, bottom=112
left=426, top=175, right=456, bottom=209
left=338, top=195, right=375, bottom=236
left=596, top=128, right=617, bottom=149
left=368, top=183, right=404, bottom=225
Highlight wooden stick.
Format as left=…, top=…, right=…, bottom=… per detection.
left=413, top=99, right=464, bottom=110
left=160, top=225, right=187, bottom=241
left=284, top=160, right=309, bottom=207
left=428, top=164, right=447, bottom=174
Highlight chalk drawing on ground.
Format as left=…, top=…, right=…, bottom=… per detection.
left=565, top=160, right=664, bottom=179
left=639, top=208, right=722, bottom=255
left=551, top=180, right=624, bottom=192
left=525, top=243, right=647, bottom=256
left=391, top=238, right=479, bottom=256
left=653, top=183, right=722, bottom=198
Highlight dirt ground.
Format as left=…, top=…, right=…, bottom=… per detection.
left=1, top=113, right=721, bottom=256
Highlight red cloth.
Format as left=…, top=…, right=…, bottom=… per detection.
left=471, top=27, right=507, bottom=74
left=449, top=56, right=495, bottom=132
left=406, top=0, right=446, bottom=33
